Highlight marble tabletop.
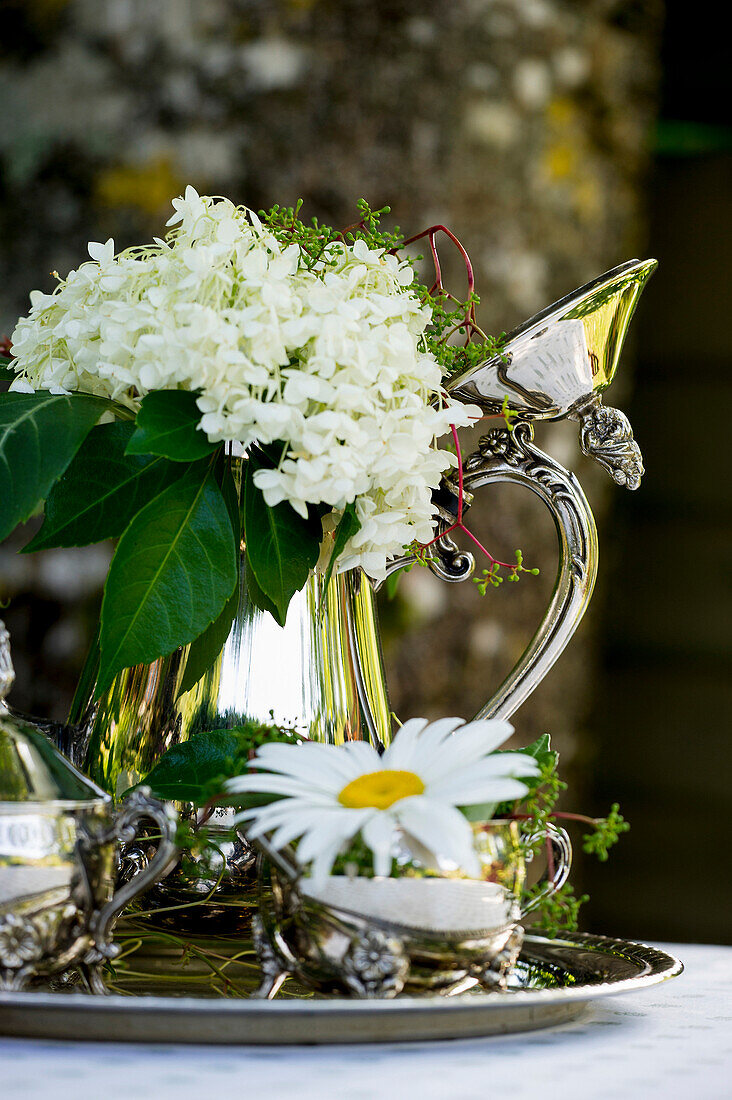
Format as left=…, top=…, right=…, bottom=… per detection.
left=1, top=943, right=730, bottom=1100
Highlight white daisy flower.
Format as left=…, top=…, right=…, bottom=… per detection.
left=227, top=718, right=540, bottom=884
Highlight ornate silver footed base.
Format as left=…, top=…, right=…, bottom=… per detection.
left=252, top=914, right=525, bottom=1001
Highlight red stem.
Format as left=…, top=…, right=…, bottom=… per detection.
left=450, top=423, right=464, bottom=522
left=418, top=424, right=515, bottom=570
left=399, top=224, right=475, bottom=297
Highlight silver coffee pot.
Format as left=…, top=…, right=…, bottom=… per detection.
left=0, top=621, right=178, bottom=992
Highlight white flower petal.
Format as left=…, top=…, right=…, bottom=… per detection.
left=380, top=718, right=430, bottom=770
left=396, top=797, right=480, bottom=878
left=361, top=813, right=399, bottom=877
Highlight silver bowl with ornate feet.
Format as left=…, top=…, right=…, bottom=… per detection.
left=0, top=622, right=179, bottom=992
left=251, top=821, right=571, bottom=1000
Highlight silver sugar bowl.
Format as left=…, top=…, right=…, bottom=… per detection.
left=0, top=621, right=178, bottom=992
left=252, top=821, right=571, bottom=1000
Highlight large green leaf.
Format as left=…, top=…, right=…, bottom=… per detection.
left=243, top=455, right=321, bottom=626
left=0, top=392, right=109, bottom=541
left=97, top=465, right=238, bottom=697
left=126, top=390, right=219, bottom=462
left=24, top=421, right=185, bottom=551
left=176, top=586, right=239, bottom=698
left=135, top=729, right=243, bottom=803
left=132, top=723, right=299, bottom=805
left=320, top=502, right=361, bottom=596
left=244, top=556, right=280, bottom=622
left=176, top=457, right=243, bottom=697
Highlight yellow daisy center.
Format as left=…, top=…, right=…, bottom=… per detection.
left=338, top=769, right=425, bottom=810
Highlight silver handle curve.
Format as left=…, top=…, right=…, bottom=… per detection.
left=90, top=787, right=179, bottom=954
left=426, top=422, right=598, bottom=722
left=520, top=822, right=572, bottom=917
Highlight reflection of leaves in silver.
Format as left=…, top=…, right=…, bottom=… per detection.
left=477, top=925, right=524, bottom=991
left=0, top=912, right=45, bottom=968
left=342, top=928, right=409, bottom=999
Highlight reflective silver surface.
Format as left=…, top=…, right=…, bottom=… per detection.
left=0, top=623, right=179, bottom=991
left=0, top=932, right=683, bottom=1044
left=446, top=259, right=653, bottom=492
left=447, top=259, right=657, bottom=420
left=71, top=560, right=393, bottom=801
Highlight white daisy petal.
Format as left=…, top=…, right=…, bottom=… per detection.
left=361, top=813, right=399, bottom=877
left=455, top=719, right=516, bottom=755
left=440, top=777, right=531, bottom=805
left=416, top=721, right=516, bottom=782
left=396, top=797, right=480, bottom=878
left=310, top=838, right=349, bottom=886
left=339, top=740, right=384, bottom=772
left=380, top=717, right=430, bottom=769
left=296, top=811, right=361, bottom=867
left=233, top=717, right=543, bottom=880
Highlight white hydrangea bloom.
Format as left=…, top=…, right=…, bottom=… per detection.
left=10, top=187, right=479, bottom=579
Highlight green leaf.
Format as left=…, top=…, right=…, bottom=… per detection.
left=0, top=365, right=15, bottom=383
left=244, top=554, right=281, bottom=622
left=126, top=390, right=219, bottom=462
left=514, top=733, right=559, bottom=785
left=243, top=455, right=321, bottom=625
left=97, top=464, right=238, bottom=697
left=176, top=456, right=243, bottom=697
left=24, top=421, right=186, bottom=551
left=0, top=391, right=109, bottom=542
left=135, top=723, right=299, bottom=804
left=136, top=729, right=243, bottom=803
left=321, top=502, right=360, bottom=596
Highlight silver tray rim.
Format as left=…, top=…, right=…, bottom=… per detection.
left=0, top=931, right=683, bottom=1045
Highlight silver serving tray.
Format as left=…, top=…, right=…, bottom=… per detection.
left=0, top=931, right=682, bottom=1044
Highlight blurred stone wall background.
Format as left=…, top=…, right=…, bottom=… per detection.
left=1, top=2, right=669, bottom=926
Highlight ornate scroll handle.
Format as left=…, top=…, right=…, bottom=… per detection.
left=520, top=822, right=572, bottom=917
left=86, top=787, right=179, bottom=960
left=438, top=422, right=598, bottom=722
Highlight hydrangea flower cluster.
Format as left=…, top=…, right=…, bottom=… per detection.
left=9, top=188, right=478, bottom=578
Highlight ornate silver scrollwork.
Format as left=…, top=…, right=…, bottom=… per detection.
left=475, top=924, right=524, bottom=992
left=78, top=787, right=179, bottom=983
left=341, top=927, right=410, bottom=999
left=0, top=908, right=77, bottom=991
left=251, top=913, right=290, bottom=1000
left=571, top=392, right=644, bottom=490
left=430, top=421, right=599, bottom=722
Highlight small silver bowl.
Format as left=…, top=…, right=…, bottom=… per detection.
left=251, top=821, right=571, bottom=999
